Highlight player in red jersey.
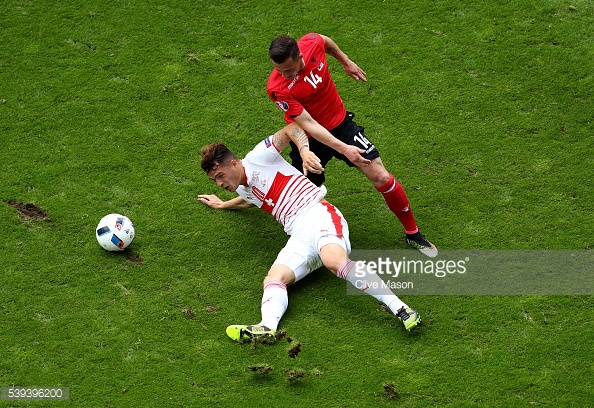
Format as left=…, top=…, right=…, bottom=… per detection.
left=267, top=33, right=437, bottom=257
left=198, top=123, right=421, bottom=342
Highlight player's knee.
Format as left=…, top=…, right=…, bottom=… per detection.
left=374, top=167, right=391, bottom=184
left=319, top=244, right=349, bottom=276
left=264, top=265, right=296, bottom=286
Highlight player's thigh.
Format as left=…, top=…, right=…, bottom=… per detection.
left=314, top=202, right=351, bottom=254
left=357, top=156, right=390, bottom=186
left=333, top=120, right=380, bottom=166
left=272, top=238, right=323, bottom=283
left=319, top=243, right=349, bottom=276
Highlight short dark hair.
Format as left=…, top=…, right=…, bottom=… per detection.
left=200, top=143, right=236, bottom=173
left=269, top=35, right=300, bottom=64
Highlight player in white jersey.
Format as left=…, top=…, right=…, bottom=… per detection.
left=198, top=123, right=421, bottom=342
left=235, top=136, right=326, bottom=235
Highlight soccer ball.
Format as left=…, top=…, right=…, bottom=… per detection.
left=96, top=213, right=135, bottom=251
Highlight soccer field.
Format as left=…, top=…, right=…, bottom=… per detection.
left=1, top=0, right=592, bottom=406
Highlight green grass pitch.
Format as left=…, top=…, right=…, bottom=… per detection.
left=1, top=0, right=592, bottom=406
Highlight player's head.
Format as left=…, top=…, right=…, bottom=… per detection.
left=269, top=36, right=303, bottom=80
left=201, top=143, right=243, bottom=192
left=269, top=36, right=299, bottom=63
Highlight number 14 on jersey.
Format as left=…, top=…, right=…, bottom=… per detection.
left=304, top=71, right=322, bottom=89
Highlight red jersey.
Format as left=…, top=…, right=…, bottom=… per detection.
left=267, top=33, right=347, bottom=131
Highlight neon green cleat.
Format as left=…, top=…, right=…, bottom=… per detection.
left=226, top=324, right=276, bottom=343
left=396, top=307, right=421, bottom=331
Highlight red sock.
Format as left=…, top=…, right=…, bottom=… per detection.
left=375, top=174, right=418, bottom=234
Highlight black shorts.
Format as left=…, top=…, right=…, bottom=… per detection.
left=289, top=112, right=381, bottom=186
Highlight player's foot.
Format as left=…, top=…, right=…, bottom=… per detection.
left=396, top=307, right=421, bottom=331
left=406, top=232, right=438, bottom=258
left=225, top=324, right=276, bottom=343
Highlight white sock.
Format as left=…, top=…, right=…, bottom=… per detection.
left=337, top=260, right=408, bottom=314
left=258, top=280, right=288, bottom=330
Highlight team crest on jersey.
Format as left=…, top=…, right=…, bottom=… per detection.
left=317, top=62, right=324, bottom=71
left=275, top=100, right=289, bottom=112
left=264, top=137, right=272, bottom=148
left=251, top=171, right=260, bottom=184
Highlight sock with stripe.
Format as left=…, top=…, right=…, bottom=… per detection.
left=375, top=174, right=418, bottom=235
left=337, top=260, right=407, bottom=314
left=258, top=280, right=288, bottom=331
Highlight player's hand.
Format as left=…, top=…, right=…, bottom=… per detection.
left=343, top=60, right=367, bottom=82
left=300, top=150, right=324, bottom=176
left=342, top=145, right=371, bottom=167
left=197, top=194, right=225, bottom=209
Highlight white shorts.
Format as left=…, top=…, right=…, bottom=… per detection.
left=273, top=201, right=351, bottom=282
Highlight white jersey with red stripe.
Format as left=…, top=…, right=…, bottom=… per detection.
left=236, top=137, right=326, bottom=234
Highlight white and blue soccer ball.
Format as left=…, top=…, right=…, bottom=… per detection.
left=96, top=213, right=135, bottom=251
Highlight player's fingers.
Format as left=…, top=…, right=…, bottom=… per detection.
left=198, top=195, right=217, bottom=205
left=356, top=149, right=369, bottom=161
left=307, top=155, right=322, bottom=169
left=197, top=197, right=210, bottom=207
left=356, top=157, right=371, bottom=167
left=351, top=71, right=366, bottom=81
left=306, top=164, right=322, bottom=174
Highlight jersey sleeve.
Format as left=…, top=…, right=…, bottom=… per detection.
left=267, top=81, right=305, bottom=124
left=244, top=137, right=286, bottom=166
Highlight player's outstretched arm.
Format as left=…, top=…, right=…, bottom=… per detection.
left=272, top=123, right=324, bottom=176
left=293, top=110, right=371, bottom=168
left=320, top=34, right=367, bottom=82
left=197, top=194, right=254, bottom=210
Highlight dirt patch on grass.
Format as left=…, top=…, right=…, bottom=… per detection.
left=288, top=340, right=302, bottom=358
left=125, top=252, right=144, bottom=265
left=285, top=369, right=305, bottom=382
left=383, top=382, right=399, bottom=399
left=5, top=201, right=49, bottom=221
left=249, top=365, right=273, bottom=375
left=275, top=330, right=287, bottom=341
